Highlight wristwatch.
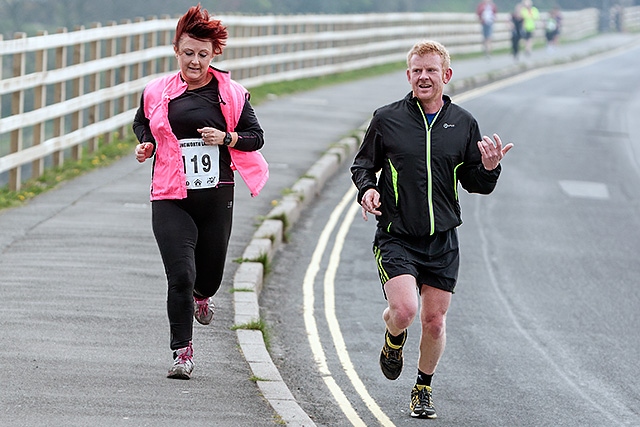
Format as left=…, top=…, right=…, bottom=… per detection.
left=223, top=132, right=232, bottom=146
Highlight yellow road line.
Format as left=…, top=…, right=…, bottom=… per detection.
left=324, top=198, right=395, bottom=426
left=302, top=185, right=367, bottom=427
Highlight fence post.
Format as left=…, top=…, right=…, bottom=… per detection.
left=0, top=34, right=3, bottom=120
left=52, top=27, right=68, bottom=168
left=145, top=16, right=158, bottom=77
left=103, top=21, right=118, bottom=146
left=87, top=23, right=102, bottom=153
left=131, top=17, right=146, bottom=134
left=71, top=25, right=85, bottom=161
left=160, top=15, right=174, bottom=75
left=9, top=32, right=27, bottom=192
left=132, top=17, right=145, bottom=82
left=32, top=30, right=48, bottom=180
left=118, top=19, right=132, bottom=138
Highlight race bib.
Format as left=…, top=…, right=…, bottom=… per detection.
left=179, top=138, right=220, bottom=190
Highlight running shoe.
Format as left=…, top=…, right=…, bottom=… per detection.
left=167, top=342, right=194, bottom=380
left=410, top=384, right=437, bottom=419
left=194, top=296, right=214, bottom=325
left=379, top=329, right=406, bottom=380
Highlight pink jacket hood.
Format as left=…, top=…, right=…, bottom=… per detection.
left=143, top=67, right=268, bottom=200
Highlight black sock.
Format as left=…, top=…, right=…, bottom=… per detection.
left=416, top=370, right=432, bottom=386
left=387, top=330, right=406, bottom=347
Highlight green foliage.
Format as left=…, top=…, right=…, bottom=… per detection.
left=234, top=252, right=271, bottom=275
left=230, top=287, right=255, bottom=293
left=249, top=61, right=406, bottom=105
left=231, top=318, right=271, bottom=349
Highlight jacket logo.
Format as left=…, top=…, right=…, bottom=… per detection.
left=443, top=123, right=455, bottom=128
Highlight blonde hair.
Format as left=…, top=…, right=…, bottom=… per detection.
left=406, top=40, right=451, bottom=71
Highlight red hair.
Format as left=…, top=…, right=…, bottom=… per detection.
left=174, top=4, right=227, bottom=55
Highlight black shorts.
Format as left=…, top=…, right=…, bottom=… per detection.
left=373, top=228, right=460, bottom=294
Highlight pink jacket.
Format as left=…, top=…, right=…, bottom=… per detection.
left=143, top=68, right=269, bottom=200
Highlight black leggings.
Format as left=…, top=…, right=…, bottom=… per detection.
left=152, top=186, right=234, bottom=350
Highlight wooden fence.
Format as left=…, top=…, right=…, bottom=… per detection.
left=0, top=7, right=636, bottom=191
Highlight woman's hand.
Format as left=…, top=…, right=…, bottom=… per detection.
left=135, top=142, right=154, bottom=163
left=198, top=127, right=226, bottom=146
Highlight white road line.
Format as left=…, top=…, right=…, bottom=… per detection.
left=303, top=185, right=367, bottom=427
left=324, top=198, right=395, bottom=426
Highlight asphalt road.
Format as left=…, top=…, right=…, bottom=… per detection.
left=260, top=44, right=640, bottom=426
left=1, top=33, right=639, bottom=427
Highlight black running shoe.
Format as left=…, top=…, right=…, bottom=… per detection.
left=379, top=329, right=406, bottom=380
left=410, top=384, right=437, bottom=419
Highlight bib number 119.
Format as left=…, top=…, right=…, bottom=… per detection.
left=183, top=154, right=212, bottom=174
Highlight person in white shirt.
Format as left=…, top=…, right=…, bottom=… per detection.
left=476, top=0, right=498, bottom=57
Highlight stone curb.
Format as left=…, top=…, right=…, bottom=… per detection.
left=231, top=37, right=640, bottom=426
left=232, top=133, right=363, bottom=427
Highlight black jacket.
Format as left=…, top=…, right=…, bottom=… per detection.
left=351, top=92, right=501, bottom=238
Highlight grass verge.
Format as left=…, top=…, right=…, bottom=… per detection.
left=248, top=60, right=406, bottom=105
left=232, top=318, right=271, bottom=350
left=0, top=135, right=139, bottom=211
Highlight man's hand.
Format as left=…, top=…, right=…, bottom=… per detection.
left=361, top=188, right=382, bottom=221
left=477, top=133, right=514, bottom=171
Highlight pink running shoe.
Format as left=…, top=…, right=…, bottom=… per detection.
left=167, top=342, right=194, bottom=380
left=194, top=296, right=214, bottom=325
